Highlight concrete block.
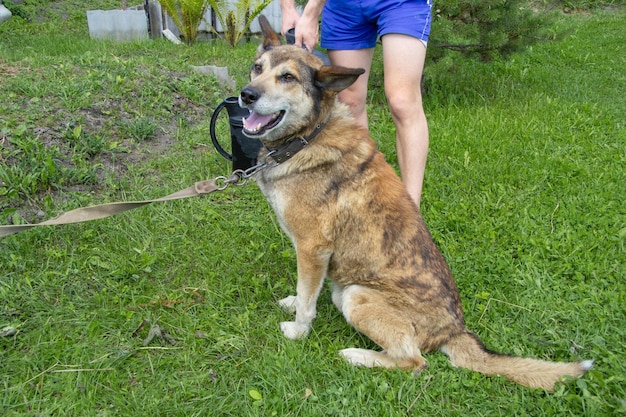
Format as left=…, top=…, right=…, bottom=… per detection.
left=87, top=9, right=148, bottom=41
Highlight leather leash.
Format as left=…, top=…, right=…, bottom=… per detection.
left=1, top=117, right=331, bottom=238
left=0, top=171, right=252, bottom=238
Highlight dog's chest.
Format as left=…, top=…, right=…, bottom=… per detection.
left=257, top=180, right=285, bottom=217
left=256, top=176, right=292, bottom=235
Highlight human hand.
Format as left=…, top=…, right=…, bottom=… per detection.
left=294, top=14, right=319, bottom=52
left=281, top=6, right=301, bottom=35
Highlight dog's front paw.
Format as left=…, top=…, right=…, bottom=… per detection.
left=278, top=296, right=297, bottom=313
left=280, top=321, right=309, bottom=339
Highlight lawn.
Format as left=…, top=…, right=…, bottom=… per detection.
left=1, top=1, right=624, bottom=416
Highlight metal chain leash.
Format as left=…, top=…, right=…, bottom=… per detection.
left=215, top=151, right=277, bottom=190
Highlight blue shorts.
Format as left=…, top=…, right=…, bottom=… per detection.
left=320, top=0, right=432, bottom=50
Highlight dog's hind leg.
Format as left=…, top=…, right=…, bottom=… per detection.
left=339, top=348, right=426, bottom=370
left=337, top=285, right=428, bottom=371
left=330, top=282, right=345, bottom=310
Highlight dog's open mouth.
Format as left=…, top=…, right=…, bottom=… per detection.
left=242, top=110, right=285, bottom=136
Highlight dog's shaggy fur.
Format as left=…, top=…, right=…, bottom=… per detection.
left=237, top=16, right=592, bottom=390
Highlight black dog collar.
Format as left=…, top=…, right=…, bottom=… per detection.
left=265, top=119, right=329, bottom=164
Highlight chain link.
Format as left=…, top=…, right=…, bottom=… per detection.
left=214, top=151, right=277, bottom=191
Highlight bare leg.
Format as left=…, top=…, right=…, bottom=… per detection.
left=328, top=48, right=374, bottom=130
left=329, top=40, right=428, bottom=207
left=381, top=34, right=429, bottom=207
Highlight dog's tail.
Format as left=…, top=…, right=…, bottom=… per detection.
left=440, top=330, right=593, bottom=390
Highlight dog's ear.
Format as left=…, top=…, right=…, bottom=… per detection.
left=315, top=66, right=366, bottom=93
left=258, top=15, right=282, bottom=53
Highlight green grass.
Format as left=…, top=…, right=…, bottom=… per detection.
left=1, top=2, right=625, bottom=416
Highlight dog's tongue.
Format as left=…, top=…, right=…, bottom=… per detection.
left=243, top=111, right=274, bottom=130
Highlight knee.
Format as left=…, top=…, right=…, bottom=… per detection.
left=386, top=91, right=424, bottom=123
left=338, top=89, right=367, bottom=120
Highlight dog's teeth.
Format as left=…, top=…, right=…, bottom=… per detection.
left=257, top=122, right=262, bottom=131
left=243, top=117, right=258, bottom=132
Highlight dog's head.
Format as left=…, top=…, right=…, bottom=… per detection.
left=239, top=15, right=365, bottom=145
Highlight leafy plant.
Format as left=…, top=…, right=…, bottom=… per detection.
left=0, top=128, right=63, bottom=196
left=158, top=0, right=211, bottom=44
left=429, top=0, right=550, bottom=63
left=119, top=117, right=159, bottom=141
left=207, top=0, right=272, bottom=47
left=2, top=0, right=31, bottom=20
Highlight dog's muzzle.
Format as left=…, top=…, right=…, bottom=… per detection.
left=239, top=87, right=285, bottom=136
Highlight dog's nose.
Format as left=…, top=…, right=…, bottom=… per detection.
left=240, top=87, right=260, bottom=105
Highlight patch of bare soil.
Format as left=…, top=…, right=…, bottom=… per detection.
left=3, top=94, right=209, bottom=225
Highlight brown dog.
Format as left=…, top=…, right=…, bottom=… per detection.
left=238, top=16, right=592, bottom=390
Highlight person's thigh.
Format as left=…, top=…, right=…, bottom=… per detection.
left=381, top=34, right=427, bottom=113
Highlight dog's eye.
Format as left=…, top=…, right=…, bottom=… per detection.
left=281, top=73, right=296, bottom=82
left=252, top=64, right=262, bottom=74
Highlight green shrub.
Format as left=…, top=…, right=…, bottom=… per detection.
left=158, top=0, right=211, bottom=44
left=207, top=0, right=273, bottom=47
